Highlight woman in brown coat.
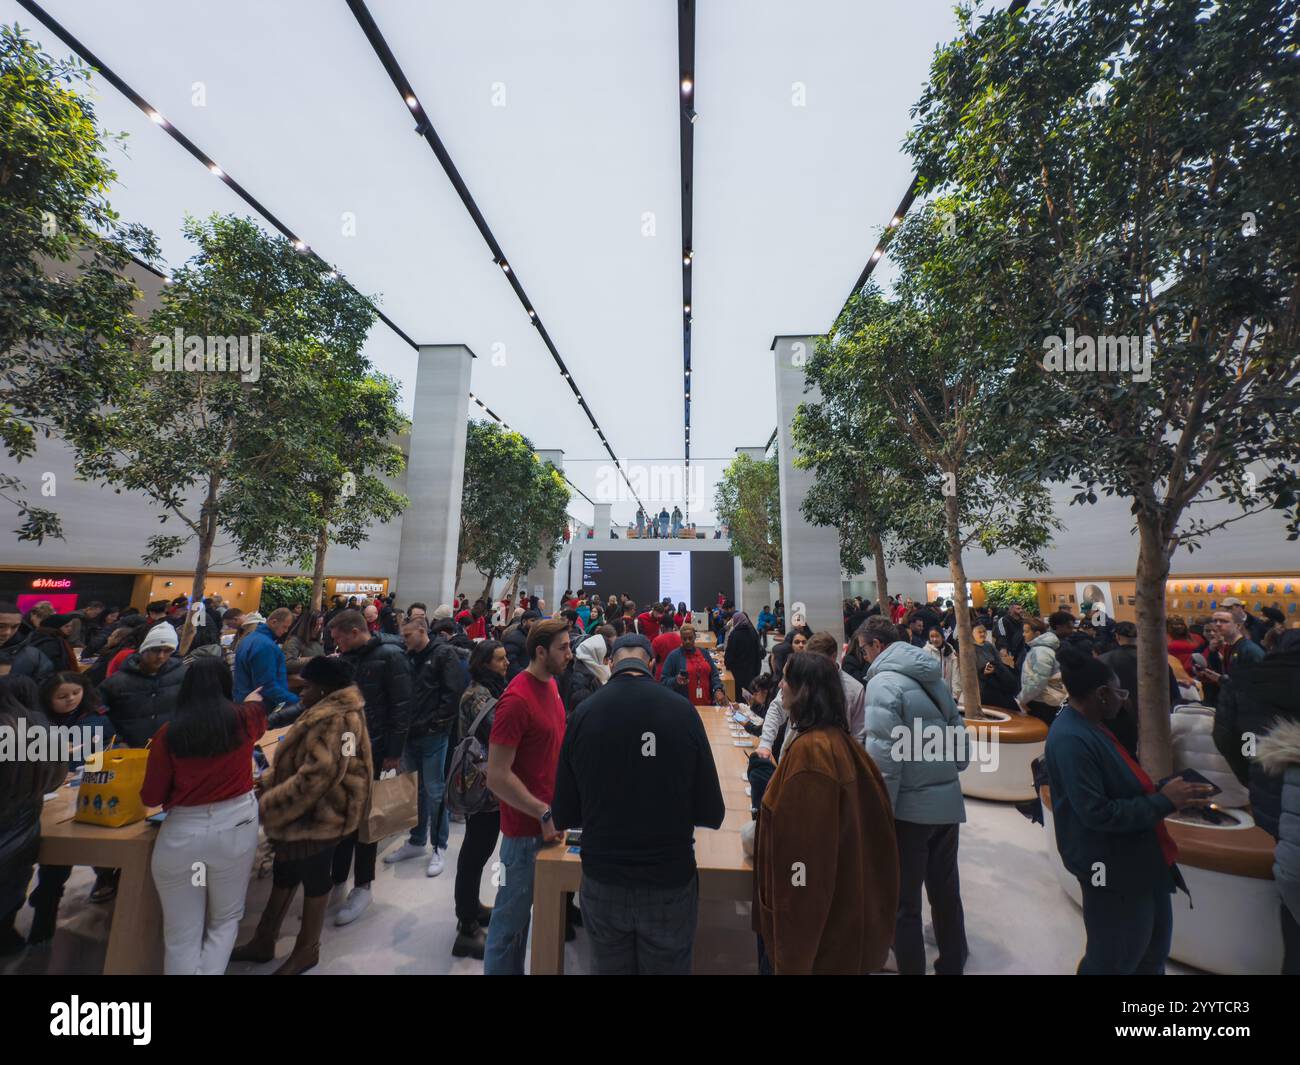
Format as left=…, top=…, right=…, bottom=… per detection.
left=754, top=652, right=898, bottom=974
left=231, top=656, right=372, bottom=974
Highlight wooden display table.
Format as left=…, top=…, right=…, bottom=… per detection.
left=36, top=725, right=291, bottom=975
left=531, top=704, right=754, bottom=974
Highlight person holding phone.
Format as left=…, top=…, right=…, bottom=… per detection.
left=659, top=625, right=727, bottom=707
left=1045, top=647, right=1215, bottom=974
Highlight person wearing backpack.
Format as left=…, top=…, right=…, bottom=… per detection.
left=449, top=639, right=507, bottom=959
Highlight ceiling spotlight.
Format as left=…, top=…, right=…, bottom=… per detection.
left=209, top=164, right=223, bottom=176
left=871, top=248, right=883, bottom=261
left=500, top=261, right=510, bottom=273
left=148, top=110, right=164, bottom=124
left=681, top=78, right=692, bottom=93
left=294, top=240, right=307, bottom=252
left=890, top=215, right=903, bottom=227
left=528, top=309, right=536, bottom=318
left=685, top=392, right=691, bottom=399
left=684, top=304, right=691, bottom=313
left=683, top=254, right=692, bottom=266
left=406, top=95, right=418, bottom=108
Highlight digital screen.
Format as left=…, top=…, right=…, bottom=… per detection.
left=581, top=550, right=734, bottom=611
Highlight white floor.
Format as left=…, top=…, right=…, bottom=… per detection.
left=3, top=798, right=1197, bottom=975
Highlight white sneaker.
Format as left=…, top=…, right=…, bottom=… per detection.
left=426, top=848, right=445, bottom=877
left=383, top=841, right=427, bottom=864
left=334, top=886, right=372, bottom=926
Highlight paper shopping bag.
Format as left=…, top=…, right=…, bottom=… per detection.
left=74, top=747, right=149, bottom=828
left=358, top=770, right=418, bottom=844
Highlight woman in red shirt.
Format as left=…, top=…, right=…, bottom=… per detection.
left=1166, top=615, right=1206, bottom=674
left=142, top=657, right=265, bottom=975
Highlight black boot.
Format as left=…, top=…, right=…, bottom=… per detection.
left=476, top=903, right=492, bottom=927
left=26, top=894, right=59, bottom=946
left=0, top=911, right=24, bottom=956
left=452, top=919, right=486, bottom=960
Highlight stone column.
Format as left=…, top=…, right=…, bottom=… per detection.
left=772, top=335, right=843, bottom=634
left=395, top=344, right=473, bottom=606
left=592, top=503, right=612, bottom=540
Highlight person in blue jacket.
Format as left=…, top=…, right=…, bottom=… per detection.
left=1045, top=648, right=1214, bottom=974
left=234, top=607, right=299, bottom=711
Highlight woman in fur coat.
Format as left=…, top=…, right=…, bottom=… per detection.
left=231, top=655, right=372, bottom=974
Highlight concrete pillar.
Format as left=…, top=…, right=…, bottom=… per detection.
left=593, top=503, right=612, bottom=540
left=772, top=335, right=843, bottom=634
left=395, top=344, right=473, bottom=606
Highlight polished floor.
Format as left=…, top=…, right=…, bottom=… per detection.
left=3, top=797, right=1196, bottom=975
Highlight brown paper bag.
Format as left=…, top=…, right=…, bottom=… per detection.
left=359, top=770, right=419, bottom=844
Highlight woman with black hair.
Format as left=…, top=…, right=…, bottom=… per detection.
left=450, top=639, right=507, bottom=959
left=0, top=676, right=68, bottom=954
left=141, top=656, right=266, bottom=974
left=753, top=653, right=898, bottom=974
left=1044, top=647, right=1214, bottom=974
left=25, top=672, right=119, bottom=941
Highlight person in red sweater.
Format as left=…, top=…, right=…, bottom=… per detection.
left=142, top=657, right=265, bottom=975
left=635, top=606, right=661, bottom=642
left=1166, top=615, right=1206, bottom=674
left=651, top=613, right=682, bottom=680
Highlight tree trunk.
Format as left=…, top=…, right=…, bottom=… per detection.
left=944, top=489, right=982, bottom=717
left=869, top=530, right=889, bottom=611
left=310, top=522, right=329, bottom=614
left=181, top=473, right=221, bottom=656
left=1135, top=513, right=1175, bottom=778
left=479, top=567, right=497, bottom=607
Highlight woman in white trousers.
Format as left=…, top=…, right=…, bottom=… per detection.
left=151, top=790, right=260, bottom=974
left=140, top=655, right=268, bottom=975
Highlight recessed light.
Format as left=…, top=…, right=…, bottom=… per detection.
left=681, top=78, right=692, bottom=93
left=209, top=164, right=223, bottom=176
left=148, top=110, right=164, bottom=124
left=684, top=304, right=691, bottom=313
left=871, top=248, right=882, bottom=261
left=890, top=215, right=902, bottom=227
left=406, top=95, right=418, bottom=108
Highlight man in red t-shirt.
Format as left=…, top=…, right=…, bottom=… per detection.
left=483, top=616, right=572, bottom=974
left=651, top=613, right=682, bottom=680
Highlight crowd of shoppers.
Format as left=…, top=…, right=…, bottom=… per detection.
left=1, top=583, right=1297, bottom=978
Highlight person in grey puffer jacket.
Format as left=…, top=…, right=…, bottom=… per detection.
left=1256, top=719, right=1300, bottom=975
left=858, top=616, right=969, bottom=976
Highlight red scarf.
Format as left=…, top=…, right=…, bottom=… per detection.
left=1100, top=724, right=1178, bottom=867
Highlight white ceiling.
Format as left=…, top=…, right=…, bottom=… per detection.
left=9, top=0, right=961, bottom=524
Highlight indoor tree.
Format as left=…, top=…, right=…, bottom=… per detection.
left=714, top=451, right=784, bottom=605
left=802, top=201, right=1059, bottom=712
left=0, top=23, right=158, bottom=541
left=237, top=371, right=408, bottom=614
left=78, top=213, right=381, bottom=650
left=906, top=0, right=1300, bottom=771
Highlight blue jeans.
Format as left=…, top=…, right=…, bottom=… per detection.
left=403, top=731, right=450, bottom=850
left=483, top=834, right=543, bottom=975
left=580, top=873, right=698, bottom=974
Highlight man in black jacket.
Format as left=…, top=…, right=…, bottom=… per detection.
left=993, top=603, right=1027, bottom=660
left=1099, top=621, right=1182, bottom=759
left=553, top=634, right=725, bottom=974
left=99, top=623, right=187, bottom=746
left=384, top=618, right=467, bottom=875
left=504, top=610, right=540, bottom=680
left=328, top=608, right=414, bottom=925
